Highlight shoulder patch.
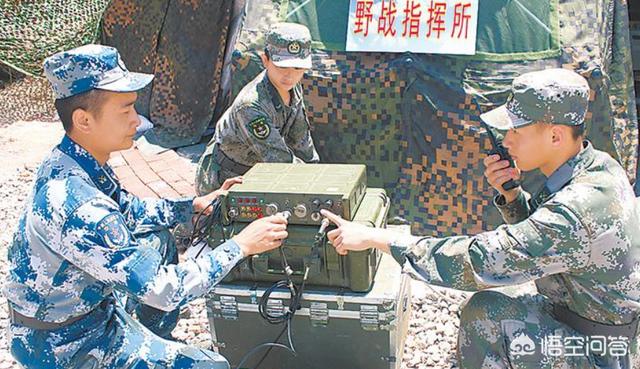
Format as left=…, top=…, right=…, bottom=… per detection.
left=247, top=117, right=271, bottom=140
left=96, top=213, right=130, bottom=249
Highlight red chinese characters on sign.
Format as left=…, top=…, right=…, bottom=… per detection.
left=378, top=0, right=398, bottom=37
left=350, top=0, right=476, bottom=51
left=401, top=0, right=422, bottom=38
left=354, top=0, right=374, bottom=36
left=451, top=2, right=471, bottom=38
left=426, top=1, right=447, bottom=39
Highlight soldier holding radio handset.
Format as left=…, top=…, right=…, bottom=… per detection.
left=322, top=69, right=640, bottom=368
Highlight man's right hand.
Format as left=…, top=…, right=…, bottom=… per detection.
left=483, top=154, right=521, bottom=203
left=232, top=215, right=288, bottom=256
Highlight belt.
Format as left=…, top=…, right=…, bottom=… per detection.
left=213, top=145, right=252, bottom=174
left=553, top=304, right=639, bottom=339
left=9, top=305, right=89, bottom=330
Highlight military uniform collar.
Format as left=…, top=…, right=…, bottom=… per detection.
left=58, top=135, right=120, bottom=200
left=531, top=140, right=594, bottom=207
left=547, top=140, right=593, bottom=190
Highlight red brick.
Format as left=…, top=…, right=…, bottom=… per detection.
left=156, top=169, right=183, bottom=184
left=132, top=163, right=161, bottom=184
left=177, top=171, right=196, bottom=185
left=148, top=180, right=180, bottom=198
left=113, top=165, right=135, bottom=181
left=185, top=174, right=195, bottom=186
left=170, top=180, right=196, bottom=196
left=121, top=176, right=158, bottom=199
left=121, top=148, right=146, bottom=167
left=110, top=151, right=123, bottom=159
left=147, top=160, right=167, bottom=172
left=154, top=159, right=185, bottom=173
left=108, top=155, right=127, bottom=168
left=172, top=162, right=196, bottom=182
left=157, top=150, right=180, bottom=161
left=139, top=150, right=167, bottom=163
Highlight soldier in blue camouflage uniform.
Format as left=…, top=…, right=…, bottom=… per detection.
left=195, top=22, right=320, bottom=195
left=322, top=69, right=640, bottom=368
left=5, top=44, right=289, bottom=369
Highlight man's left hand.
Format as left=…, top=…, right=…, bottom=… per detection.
left=193, top=176, right=243, bottom=214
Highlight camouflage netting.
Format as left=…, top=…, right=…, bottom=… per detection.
left=101, top=0, right=240, bottom=148
left=229, top=0, right=638, bottom=236
left=0, top=0, right=111, bottom=125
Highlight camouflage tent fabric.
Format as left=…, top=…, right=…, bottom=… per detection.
left=101, top=0, right=239, bottom=148
left=0, top=0, right=110, bottom=125
left=228, top=0, right=637, bottom=236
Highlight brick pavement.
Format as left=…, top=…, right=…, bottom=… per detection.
left=108, top=145, right=197, bottom=199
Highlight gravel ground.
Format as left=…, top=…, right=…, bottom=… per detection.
left=0, top=120, right=469, bottom=368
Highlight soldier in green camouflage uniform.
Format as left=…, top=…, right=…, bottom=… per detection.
left=195, top=22, right=320, bottom=195
left=322, top=69, right=640, bottom=368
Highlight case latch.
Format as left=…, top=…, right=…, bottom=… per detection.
left=310, top=302, right=329, bottom=327
left=219, top=296, right=238, bottom=320
left=360, top=305, right=379, bottom=331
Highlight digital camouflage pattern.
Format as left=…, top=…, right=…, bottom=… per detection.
left=265, top=22, right=312, bottom=69
left=43, top=44, right=154, bottom=99
left=101, top=0, right=236, bottom=148
left=229, top=0, right=638, bottom=237
left=456, top=291, right=614, bottom=368
left=5, top=135, right=243, bottom=368
left=480, top=68, right=591, bottom=130
left=388, top=141, right=640, bottom=367
left=195, top=70, right=320, bottom=195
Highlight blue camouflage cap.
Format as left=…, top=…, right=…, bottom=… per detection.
left=481, top=68, right=590, bottom=130
left=43, top=44, right=154, bottom=99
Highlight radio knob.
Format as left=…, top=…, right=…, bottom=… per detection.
left=324, top=199, right=334, bottom=208
left=312, top=198, right=321, bottom=208
left=310, top=212, right=322, bottom=222
left=265, top=203, right=279, bottom=216
left=228, top=207, right=239, bottom=219
left=293, top=203, right=308, bottom=218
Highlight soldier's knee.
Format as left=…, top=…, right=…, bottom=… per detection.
left=457, top=291, right=524, bottom=365
left=459, top=290, right=518, bottom=325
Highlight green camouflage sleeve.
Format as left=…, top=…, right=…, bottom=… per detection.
left=284, top=103, right=320, bottom=163
left=390, top=201, right=589, bottom=291
left=235, top=106, right=295, bottom=162
left=493, top=190, right=532, bottom=224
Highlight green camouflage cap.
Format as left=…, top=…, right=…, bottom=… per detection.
left=481, top=68, right=590, bottom=130
left=265, top=22, right=312, bottom=69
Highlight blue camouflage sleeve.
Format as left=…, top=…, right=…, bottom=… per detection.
left=57, top=197, right=243, bottom=311
left=119, top=189, right=194, bottom=230
left=390, top=201, right=590, bottom=291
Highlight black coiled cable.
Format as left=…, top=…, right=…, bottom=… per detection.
left=189, top=197, right=231, bottom=259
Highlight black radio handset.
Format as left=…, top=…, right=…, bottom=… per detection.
left=480, top=121, right=520, bottom=191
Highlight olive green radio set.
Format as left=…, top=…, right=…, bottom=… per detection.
left=209, top=163, right=389, bottom=292
left=223, top=163, right=368, bottom=225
